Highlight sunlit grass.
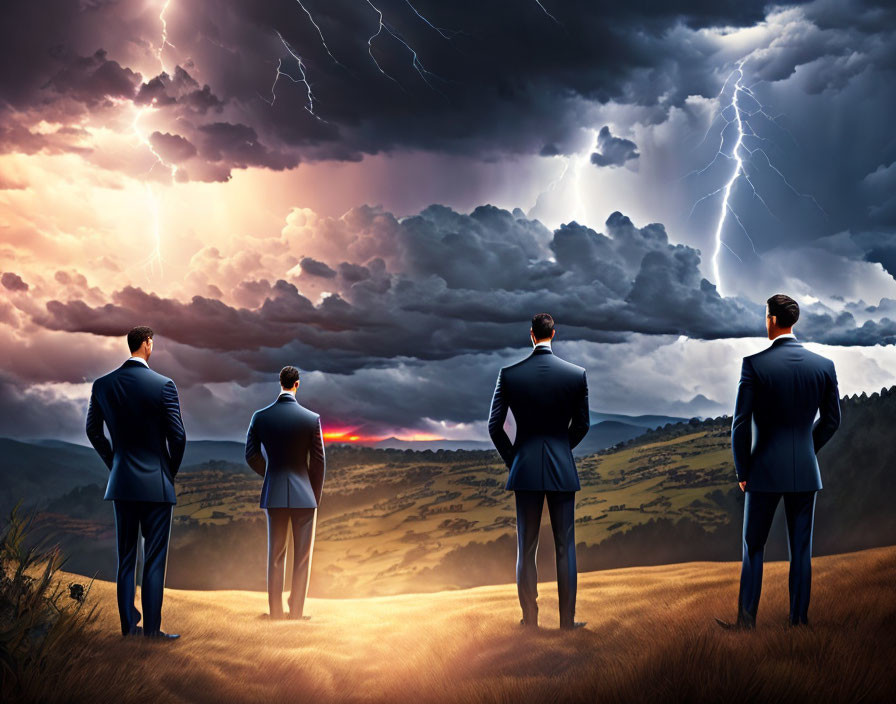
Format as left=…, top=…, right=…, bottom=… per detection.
left=50, top=545, right=896, bottom=703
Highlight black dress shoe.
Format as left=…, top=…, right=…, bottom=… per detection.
left=123, top=626, right=143, bottom=637
left=145, top=630, right=180, bottom=640
left=715, top=617, right=754, bottom=631
left=561, top=622, right=586, bottom=631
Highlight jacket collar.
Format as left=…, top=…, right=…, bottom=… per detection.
left=277, top=393, right=298, bottom=404
left=531, top=347, right=553, bottom=356
left=121, top=359, right=149, bottom=369
left=770, top=335, right=800, bottom=348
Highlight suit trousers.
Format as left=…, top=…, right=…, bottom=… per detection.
left=514, top=490, right=577, bottom=626
left=738, top=490, right=817, bottom=626
left=112, top=500, right=173, bottom=635
left=266, top=507, right=317, bottom=617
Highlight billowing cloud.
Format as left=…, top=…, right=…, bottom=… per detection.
left=590, top=126, right=640, bottom=168
left=149, top=132, right=197, bottom=163
left=1, top=272, right=28, bottom=292
left=27, top=207, right=768, bottom=377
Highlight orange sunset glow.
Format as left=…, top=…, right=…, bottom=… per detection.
left=322, top=427, right=445, bottom=444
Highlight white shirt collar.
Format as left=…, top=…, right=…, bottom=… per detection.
left=278, top=391, right=296, bottom=398
left=773, top=333, right=797, bottom=341
left=534, top=340, right=552, bottom=349
left=127, top=356, right=149, bottom=367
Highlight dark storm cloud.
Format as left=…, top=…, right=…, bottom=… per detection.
left=1, top=273, right=29, bottom=292
left=299, top=257, right=337, bottom=278
left=24, top=205, right=758, bottom=381
left=149, top=132, right=197, bottom=163
left=31, top=200, right=895, bottom=390
left=42, top=49, right=140, bottom=106
left=590, top=126, right=640, bottom=168
left=186, top=0, right=765, bottom=160
left=195, top=122, right=298, bottom=172
left=0, top=0, right=777, bottom=175
left=134, top=66, right=225, bottom=114
left=0, top=375, right=86, bottom=440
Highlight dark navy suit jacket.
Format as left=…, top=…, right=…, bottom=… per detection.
left=489, top=346, right=590, bottom=492
left=245, top=394, right=326, bottom=509
left=732, top=336, right=840, bottom=493
left=86, top=359, right=186, bottom=504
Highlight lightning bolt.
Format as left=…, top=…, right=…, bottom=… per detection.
left=268, top=1, right=451, bottom=111
left=294, top=1, right=350, bottom=71
left=157, top=0, right=176, bottom=67
left=127, top=1, right=179, bottom=277
left=529, top=128, right=598, bottom=227
left=534, top=1, right=561, bottom=25
left=364, top=0, right=446, bottom=94
left=707, top=60, right=747, bottom=294
left=261, top=31, right=326, bottom=121
left=403, top=1, right=460, bottom=40
left=688, top=59, right=827, bottom=297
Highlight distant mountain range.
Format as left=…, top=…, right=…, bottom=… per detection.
left=355, top=411, right=690, bottom=454
left=589, top=411, right=690, bottom=428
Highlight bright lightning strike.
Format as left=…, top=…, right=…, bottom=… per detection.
left=128, top=1, right=180, bottom=277
left=689, top=59, right=827, bottom=297
left=528, top=128, right=599, bottom=228
left=157, top=0, right=175, bottom=67
left=708, top=60, right=747, bottom=295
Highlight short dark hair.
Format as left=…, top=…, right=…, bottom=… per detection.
left=531, top=313, right=554, bottom=340
left=127, top=326, right=153, bottom=353
left=279, top=366, right=300, bottom=389
left=767, top=294, right=800, bottom=328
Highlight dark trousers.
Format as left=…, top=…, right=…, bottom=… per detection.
left=514, top=490, right=577, bottom=627
left=266, top=508, right=316, bottom=617
left=738, top=490, right=816, bottom=626
left=112, top=500, right=173, bottom=635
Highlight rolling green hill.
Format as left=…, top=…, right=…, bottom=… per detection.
left=5, top=386, right=896, bottom=596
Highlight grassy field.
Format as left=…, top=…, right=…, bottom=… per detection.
left=164, top=425, right=735, bottom=595
left=52, top=545, right=896, bottom=704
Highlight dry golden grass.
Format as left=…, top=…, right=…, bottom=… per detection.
left=55, top=546, right=896, bottom=704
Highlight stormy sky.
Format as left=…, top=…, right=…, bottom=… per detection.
left=1, top=0, right=895, bottom=442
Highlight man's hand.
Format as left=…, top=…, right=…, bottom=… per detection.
left=739, top=481, right=747, bottom=492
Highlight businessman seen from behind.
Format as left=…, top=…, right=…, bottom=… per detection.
left=489, top=313, right=590, bottom=630
left=86, top=326, right=186, bottom=640
left=718, top=294, right=841, bottom=630
left=246, top=366, right=326, bottom=620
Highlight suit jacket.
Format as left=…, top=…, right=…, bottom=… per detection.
left=245, top=394, right=326, bottom=509
left=732, top=337, right=840, bottom=492
left=86, top=360, right=186, bottom=504
left=489, top=347, right=590, bottom=492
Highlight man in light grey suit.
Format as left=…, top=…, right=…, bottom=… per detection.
left=245, top=366, right=326, bottom=620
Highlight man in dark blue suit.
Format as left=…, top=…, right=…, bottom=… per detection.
left=718, top=294, right=841, bottom=630
left=245, top=366, right=326, bottom=620
left=489, top=313, right=590, bottom=629
left=86, top=326, right=185, bottom=640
